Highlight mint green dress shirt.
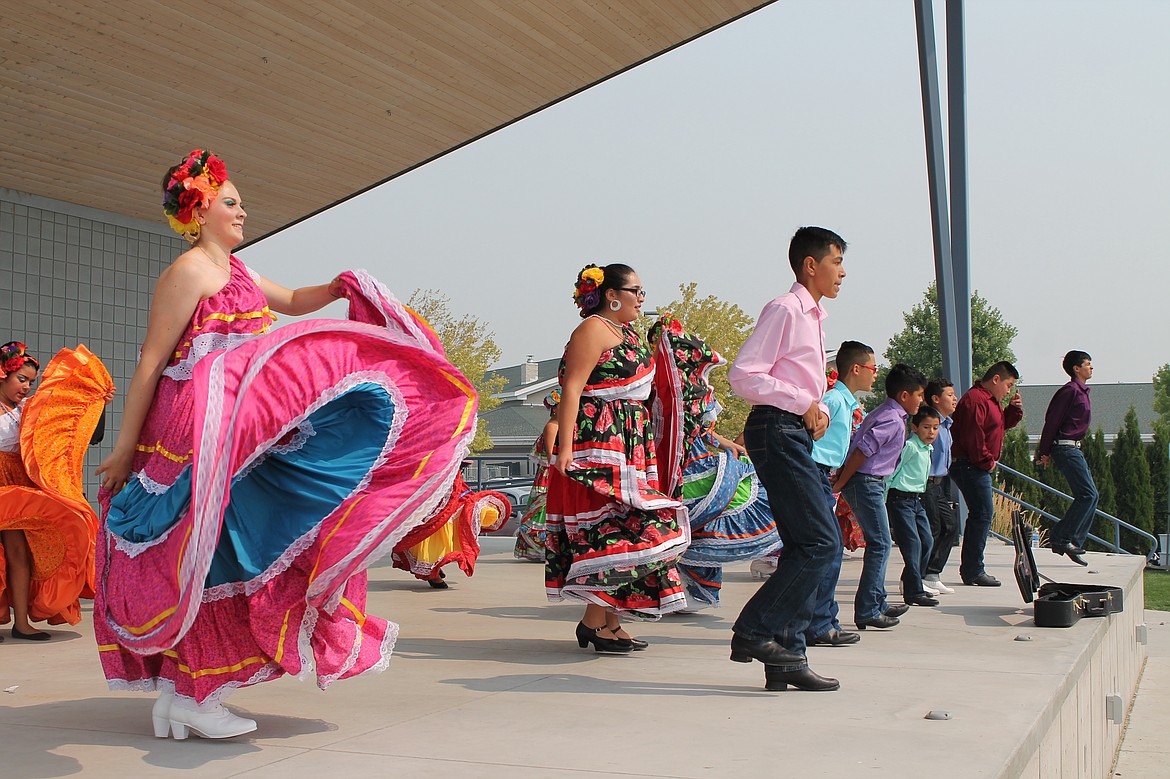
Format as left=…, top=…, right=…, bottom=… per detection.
left=887, top=436, right=933, bottom=494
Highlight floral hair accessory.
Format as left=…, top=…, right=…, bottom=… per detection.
left=573, top=264, right=605, bottom=315
left=825, top=368, right=839, bottom=390
left=543, top=388, right=561, bottom=410
left=0, top=341, right=38, bottom=379
left=162, top=149, right=229, bottom=244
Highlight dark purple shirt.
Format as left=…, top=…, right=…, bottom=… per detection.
left=847, top=398, right=909, bottom=477
left=1037, top=379, right=1092, bottom=457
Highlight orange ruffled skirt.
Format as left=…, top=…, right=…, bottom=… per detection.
left=0, top=346, right=112, bottom=626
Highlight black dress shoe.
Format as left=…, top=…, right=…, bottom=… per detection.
left=730, top=634, right=804, bottom=665
left=856, top=614, right=900, bottom=630
left=11, top=627, right=51, bottom=641
left=616, top=636, right=649, bottom=651
left=575, top=622, right=633, bottom=653
left=764, top=664, right=840, bottom=691
left=810, top=628, right=860, bottom=646
left=1052, top=543, right=1088, bottom=566
left=906, top=593, right=939, bottom=606
left=963, top=573, right=1001, bottom=587
left=884, top=603, right=910, bottom=618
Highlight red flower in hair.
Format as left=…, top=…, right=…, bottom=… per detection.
left=175, top=188, right=203, bottom=225
left=205, top=155, right=228, bottom=184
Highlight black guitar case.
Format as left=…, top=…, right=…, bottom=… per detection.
left=1011, top=509, right=1124, bottom=628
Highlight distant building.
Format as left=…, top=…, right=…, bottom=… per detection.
left=470, top=356, right=560, bottom=483
left=1017, top=382, right=1156, bottom=447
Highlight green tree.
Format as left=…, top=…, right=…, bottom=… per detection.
left=865, top=281, right=1018, bottom=410
left=997, top=427, right=1044, bottom=516
left=1111, top=406, right=1155, bottom=553
left=1154, top=364, right=1170, bottom=426
left=407, top=289, right=505, bottom=453
left=650, top=282, right=755, bottom=438
left=1148, top=419, right=1169, bottom=538
left=1082, top=426, right=1117, bottom=552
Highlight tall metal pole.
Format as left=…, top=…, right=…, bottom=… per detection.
left=946, top=0, right=973, bottom=391
left=915, top=0, right=961, bottom=387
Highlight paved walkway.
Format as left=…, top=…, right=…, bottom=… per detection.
left=1, top=539, right=1164, bottom=778
left=1114, top=606, right=1170, bottom=776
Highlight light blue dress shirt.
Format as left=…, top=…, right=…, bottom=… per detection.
left=812, top=383, right=859, bottom=469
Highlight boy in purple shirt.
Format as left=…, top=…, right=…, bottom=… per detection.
left=831, top=364, right=926, bottom=630
left=1035, top=350, right=1096, bottom=566
left=727, top=226, right=847, bottom=693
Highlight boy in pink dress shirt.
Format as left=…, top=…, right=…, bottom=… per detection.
left=726, top=226, right=846, bottom=693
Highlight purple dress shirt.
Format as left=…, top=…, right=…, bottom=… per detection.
left=1037, top=379, right=1092, bottom=457
left=846, top=398, right=909, bottom=478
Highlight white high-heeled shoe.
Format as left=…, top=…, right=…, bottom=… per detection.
left=168, top=696, right=257, bottom=740
left=750, top=558, right=778, bottom=579
left=152, top=690, right=174, bottom=738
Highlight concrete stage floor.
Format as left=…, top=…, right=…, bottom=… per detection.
left=2, top=538, right=1166, bottom=778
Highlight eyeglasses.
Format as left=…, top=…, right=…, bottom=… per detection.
left=859, top=364, right=878, bottom=374
left=618, top=287, right=646, bottom=299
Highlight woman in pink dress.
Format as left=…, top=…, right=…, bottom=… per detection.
left=95, top=150, right=478, bottom=739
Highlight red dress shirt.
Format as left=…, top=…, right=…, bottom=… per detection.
left=950, top=383, right=1023, bottom=471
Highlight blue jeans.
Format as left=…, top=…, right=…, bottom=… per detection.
left=887, top=493, right=934, bottom=596
left=1051, top=445, right=1099, bottom=549
left=734, top=407, right=839, bottom=658
left=840, top=474, right=891, bottom=622
left=805, top=465, right=844, bottom=638
left=950, top=460, right=994, bottom=582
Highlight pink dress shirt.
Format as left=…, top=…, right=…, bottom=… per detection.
left=729, top=282, right=829, bottom=417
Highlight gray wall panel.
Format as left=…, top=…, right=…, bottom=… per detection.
left=0, top=188, right=186, bottom=505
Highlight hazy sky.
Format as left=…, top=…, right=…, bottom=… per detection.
left=240, top=0, right=1170, bottom=388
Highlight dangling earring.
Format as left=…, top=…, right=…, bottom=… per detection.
left=609, top=299, right=622, bottom=312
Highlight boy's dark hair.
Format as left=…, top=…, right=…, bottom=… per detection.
left=912, top=405, right=941, bottom=426
left=788, top=226, right=847, bottom=274
left=1062, top=350, right=1091, bottom=378
left=980, top=361, right=1020, bottom=383
left=836, top=340, right=874, bottom=376
left=885, top=363, right=927, bottom=399
left=925, top=377, right=954, bottom=409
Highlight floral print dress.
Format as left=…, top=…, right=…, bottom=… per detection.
left=648, top=316, right=782, bottom=608
left=544, top=320, right=687, bottom=618
left=514, top=431, right=552, bottom=561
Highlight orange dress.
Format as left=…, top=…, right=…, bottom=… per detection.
left=0, top=346, right=113, bottom=625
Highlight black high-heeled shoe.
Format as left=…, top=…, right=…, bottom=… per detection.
left=608, top=622, right=648, bottom=650
left=575, top=622, right=633, bottom=653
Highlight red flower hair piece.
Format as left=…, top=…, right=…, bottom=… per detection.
left=162, top=149, right=230, bottom=243
left=0, top=341, right=38, bottom=378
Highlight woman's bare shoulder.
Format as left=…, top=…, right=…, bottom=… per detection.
left=157, top=251, right=219, bottom=293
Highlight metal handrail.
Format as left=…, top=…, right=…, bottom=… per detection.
left=995, top=463, right=1161, bottom=562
